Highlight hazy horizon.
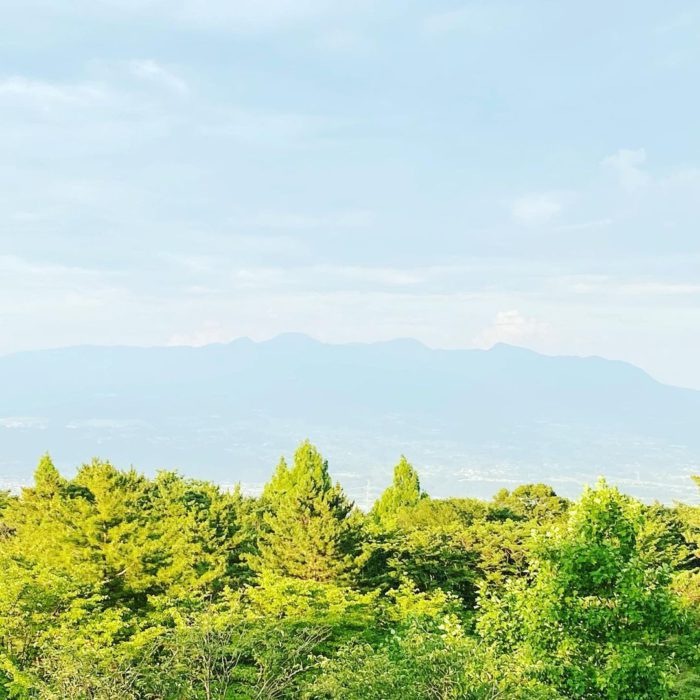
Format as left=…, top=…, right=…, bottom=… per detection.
left=2, top=334, right=699, bottom=504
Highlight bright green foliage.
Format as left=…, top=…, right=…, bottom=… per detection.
left=310, top=618, right=562, bottom=700
left=370, top=490, right=568, bottom=607
left=0, top=491, right=12, bottom=542
left=142, top=599, right=330, bottom=700
left=371, top=456, right=424, bottom=528
left=242, top=571, right=379, bottom=643
left=251, top=441, right=359, bottom=582
left=31, top=453, right=66, bottom=496
left=492, top=483, right=570, bottom=522
left=0, top=447, right=697, bottom=699
left=478, top=480, right=692, bottom=699
left=675, top=476, right=700, bottom=606
left=261, top=457, right=293, bottom=508
left=672, top=476, right=700, bottom=697
left=0, top=456, right=249, bottom=697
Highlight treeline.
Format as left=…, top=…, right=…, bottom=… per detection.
left=0, top=441, right=698, bottom=699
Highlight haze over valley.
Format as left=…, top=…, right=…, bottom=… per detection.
left=2, top=334, right=698, bottom=504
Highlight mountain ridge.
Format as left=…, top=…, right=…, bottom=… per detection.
left=0, top=334, right=672, bottom=387
left=0, top=335, right=698, bottom=503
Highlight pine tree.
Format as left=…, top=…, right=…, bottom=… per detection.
left=261, top=457, right=292, bottom=508
left=372, top=456, right=424, bottom=528
left=252, top=441, right=358, bottom=582
left=31, top=453, right=66, bottom=497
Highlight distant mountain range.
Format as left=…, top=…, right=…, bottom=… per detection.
left=1, top=334, right=699, bottom=504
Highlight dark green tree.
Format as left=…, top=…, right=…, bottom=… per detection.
left=491, top=484, right=569, bottom=522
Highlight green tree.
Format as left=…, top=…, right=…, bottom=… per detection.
left=2, top=450, right=699, bottom=698
left=491, top=484, right=569, bottom=523
left=674, top=476, right=700, bottom=606
left=310, top=617, right=561, bottom=700
left=478, top=480, right=691, bottom=699
left=31, top=453, right=66, bottom=497
left=0, top=457, right=249, bottom=697
left=671, top=476, right=700, bottom=698
left=261, top=457, right=293, bottom=509
left=251, top=441, right=358, bottom=583
left=372, top=456, right=424, bottom=528
left=0, top=490, right=13, bottom=542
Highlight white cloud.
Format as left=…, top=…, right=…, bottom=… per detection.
left=556, top=218, right=613, bottom=232
left=621, top=282, right=700, bottom=296
left=0, top=417, right=48, bottom=429
left=230, top=265, right=423, bottom=290
left=0, top=254, right=109, bottom=281
left=199, top=108, right=341, bottom=148
left=0, top=255, right=127, bottom=315
left=128, top=59, right=189, bottom=95
left=601, top=148, right=650, bottom=192
left=160, top=253, right=217, bottom=274
left=472, top=310, right=552, bottom=348
left=571, top=279, right=700, bottom=297
left=167, top=321, right=235, bottom=347
left=0, top=76, right=108, bottom=107
left=511, top=193, right=564, bottom=226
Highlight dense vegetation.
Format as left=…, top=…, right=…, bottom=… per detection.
left=0, top=441, right=698, bottom=699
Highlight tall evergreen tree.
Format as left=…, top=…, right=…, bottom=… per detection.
left=252, top=441, right=358, bottom=582
left=260, top=457, right=292, bottom=508
left=372, top=456, right=424, bottom=528
left=31, top=453, right=65, bottom=497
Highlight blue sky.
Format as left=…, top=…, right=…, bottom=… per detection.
left=2, top=1, right=700, bottom=387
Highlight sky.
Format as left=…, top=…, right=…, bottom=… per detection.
left=2, top=1, right=700, bottom=388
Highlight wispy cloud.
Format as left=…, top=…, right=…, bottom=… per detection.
left=0, top=76, right=109, bottom=108
left=472, top=310, right=552, bottom=348
left=601, top=148, right=650, bottom=192
left=230, top=265, right=424, bottom=291
left=128, top=59, right=189, bottom=95
left=511, top=193, right=564, bottom=226
left=556, top=218, right=613, bottom=232
left=0, top=255, right=127, bottom=314
left=571, top=278, right=700, bottom=297
left=198, top=108, right=345, bottom=148
left=167, top=321, right=235, bottom=347
left=0, top=254, right=113, bottom=281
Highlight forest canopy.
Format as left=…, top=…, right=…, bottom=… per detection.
left=0, top=442, right=698, bottom=699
